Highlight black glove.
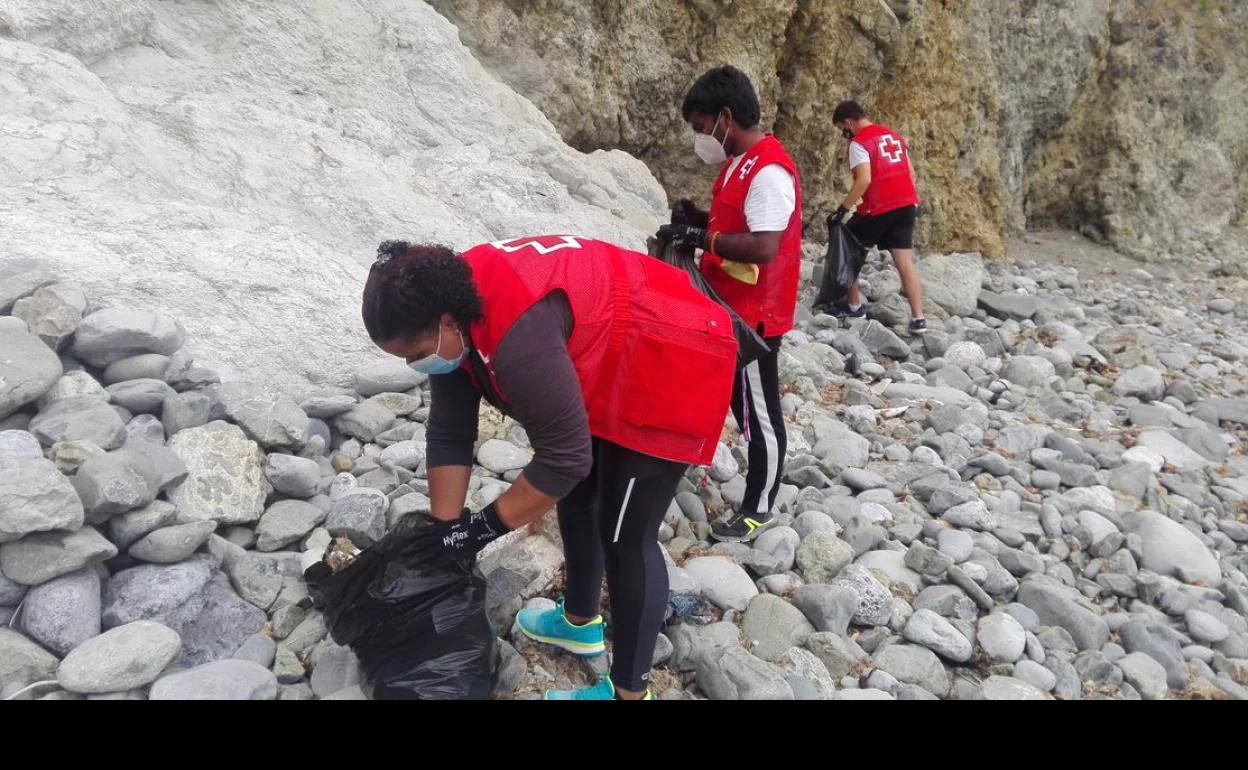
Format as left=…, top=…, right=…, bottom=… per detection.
left=828, top=206, right=850, bottom=230
left=421, top=502, right=508, bottom=561
left=657, top=223, right=710, bottom=252
left=671, top=198, right=709, bottom=228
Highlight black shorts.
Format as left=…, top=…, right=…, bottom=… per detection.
left=848, top=204, right=917, bottom=251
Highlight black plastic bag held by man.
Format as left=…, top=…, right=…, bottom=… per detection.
left=650, top=201, right=770, bottom=370
left=812, top=213, right=867, bottom=314
left=304, top=513, right=495, bottom=700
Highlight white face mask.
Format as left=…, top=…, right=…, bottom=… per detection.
left=693, top=115, right=728, bottom=166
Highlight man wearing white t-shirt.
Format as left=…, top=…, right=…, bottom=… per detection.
left=830, top=100, right=927, bottom=334
left=658, top=65, right=803, bottom=543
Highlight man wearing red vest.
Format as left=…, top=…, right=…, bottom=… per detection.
left=659, top=65, right=803, bottom=543
left=829, top=100, right=927, bottom=333
left=361, top=235, right=736, bottom=700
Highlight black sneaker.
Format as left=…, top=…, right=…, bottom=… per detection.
left=710, top=511, right=775, bottom=543
left=828, top=303, right=866, bottom=320
left=909, top=318, right=928, bottom=334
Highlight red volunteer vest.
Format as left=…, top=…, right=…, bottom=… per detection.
left=853, top=124, right=921, bottom=217
left=460, top=236, right=737, bottom=467
left=701, top=134, right=804, bottom=338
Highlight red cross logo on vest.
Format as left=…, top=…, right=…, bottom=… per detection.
left=878, top=135, right=904, bottom=164
left=490, top=235, right=586, bottom=254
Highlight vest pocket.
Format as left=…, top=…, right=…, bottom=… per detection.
left=618, top=332, right=734, bottom=438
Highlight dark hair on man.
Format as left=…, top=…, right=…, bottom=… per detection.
left=361, top=240, right=484, bottom=343
left=832, top=100, right=868, bottom=124
left=681, top=65, right=761, bottom=128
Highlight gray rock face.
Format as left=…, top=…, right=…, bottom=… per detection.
left=300, top=394, right=358, bottom=419
left=920, top=252, right=984, bottom=316
left=0, top=627, right=59, bottom=690
left=257, top=500, right=326, bottom=552
left=1004, top=355, right=1055, bottom=387
left=149, top=659, right=277, bottom=700
left=980, top=675, right=1049, bottom=700
left=796, top=532, right=854, bottom=583
left=20, top=568, right=102, bottom=656
left=325, top=490, right=388, bottom=548
left=1, top=527, right=118, bottom=586
left=1120, top=620, right=1190, bottom=690
left=103, top=354, right=172, bottom=385
left=0, top=456, right=85, bottom=543
left=12, top=283, right=86, bottom=351
left=858, top=320, right=911, bottom=359
left=804, top=632, right=869, bottom=682
left=683, top=556, right=759, bottom=611
left=57, top=621, right=181, bottom=694
left=105, top=379, right=176, bottom=414
left=128, top=521, right=218, bottom=563
left=161, top=392, right=212, bottom=436
left=476, top=439, right=531, bottom=474
left=0, top=568, right=26, bottom=606
left=72, top=450, right=157, bottom=519
left=1016, top=582, right=1109, bottom=651
left=108, top=501, right=179, bottom=551
left=265, top=454, right=321, bottom=498
left=0, top=326, right=62, bottom=420
left=0, top=261, right=56, bottom=316
left=102, top=558, right=214, bottom=628
left=904, top=608, right=973, bottom=662
left=28, top=396, right=126, bottom=449
left=310, top=645, right=364, bottom=698
left=71, top=308, right=186, bottom=368
left=742, top=594, right=816, bottom=662
left=215, top=382, right=310, bottom=450
left=979, top=292, right=1039, bottom=321
left=837, top=564, right=894, bottom=627
left=977, top=612, right=1027, bottom=663
left=792, top=584, right=858, bottom=636
left=333, top=401, right=396, bottom=443
left=1124, top=510, right=1221, bottom=585
left=232, top=633, right=278, bottom=668
left=872, top=643, right=950, bottom=696
left=105, top=562, right=266, bottom=669
left=167, top=421, right=270, bottom=525
left=355, top=360, right=425, bottom=398
left=1113, top=365, right=1165, bottom=402
left=696, top=646, right=795, bottom=700
left=0, top=430, right=42, bottom=461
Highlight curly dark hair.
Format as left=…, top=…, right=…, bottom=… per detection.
left=681, top=65, right=761, bottom=128
left=361, top=240, right=484, bottom=343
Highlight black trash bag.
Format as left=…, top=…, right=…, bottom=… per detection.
left=304, top=514, right=495, bottom=700
left=646, top=235, right=771, bottom=370
left=812, top=216, right=867, bottom=313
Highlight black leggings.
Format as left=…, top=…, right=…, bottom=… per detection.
left=558, top=438, right=686, bottom=693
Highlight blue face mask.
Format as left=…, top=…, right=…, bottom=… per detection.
left=409, top=328, right=468, bottom=376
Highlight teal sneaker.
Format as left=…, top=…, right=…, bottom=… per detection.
left=517, top=598, right=606, bottom=656
left=545, top=677, right=653, bottom=701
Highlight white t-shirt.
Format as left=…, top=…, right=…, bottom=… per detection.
left=849, top=140, right=871, bottom=169
left=722, top=155, right=796, bottom=232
